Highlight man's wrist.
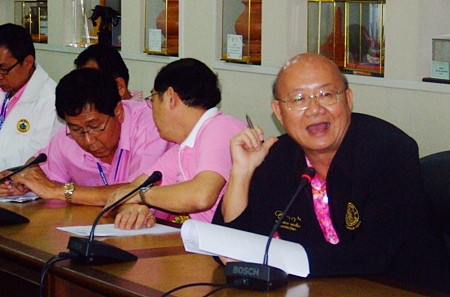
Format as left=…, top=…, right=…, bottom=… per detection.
left=230, top=166, right=254, bottom=181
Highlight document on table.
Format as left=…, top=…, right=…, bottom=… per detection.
left=58, top=223, right=180, bottom=237
left=0, top=192, right=39, bottom=203
left=180, top=219, right=310, bottom=277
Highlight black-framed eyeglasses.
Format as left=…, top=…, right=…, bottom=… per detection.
left=65, top=116, right=111, bottom=140
left=0, top=60, right=22, bottom=76
left=144, top=91, right=158, bottom=110
left=278, top=88, right=347, bottom=111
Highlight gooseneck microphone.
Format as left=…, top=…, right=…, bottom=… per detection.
left=225, top=167, right=316, bottom=291
left=0, top=153, right=48, bottom=184
left=0, top=153, right=48, bottom=225
left=66, top=171, right=162, bottom=265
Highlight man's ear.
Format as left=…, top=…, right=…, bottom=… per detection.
left=115, top=77, right=127, bottom=98
left=345, top=88, right=353, bottom=111
left=23, top=55, right=35, bottom=70
left=271, top=100, right=284, bottom=126
left=165, top=87, right=178, bottom=109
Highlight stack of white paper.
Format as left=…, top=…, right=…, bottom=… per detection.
left=0, top=192, right=39, bottom=203
left=180, top=219, right=310, bottom=277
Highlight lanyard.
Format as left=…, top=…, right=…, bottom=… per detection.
left=96, top=149, right=124, bottom=186
left=0, top=92, right=11, bottom=131
left=97, top=162, right=108, bottom=185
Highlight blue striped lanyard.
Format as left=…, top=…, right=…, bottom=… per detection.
left=96, top=149, right=124, bottom=186
left=97, top=162, right=108, bottom=185
left=0, top=92, right=11, bottom=132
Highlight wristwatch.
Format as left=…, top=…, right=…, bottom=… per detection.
left=64, top=182, right=74, bottom=203
left=139, top=185, right=152, bottom=208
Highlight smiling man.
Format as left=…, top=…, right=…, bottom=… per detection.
left=0, top=68, right=171, bottom=207
left=213, top=53, right=450, bottom=293
left=0, top=23, right=62, bottom=169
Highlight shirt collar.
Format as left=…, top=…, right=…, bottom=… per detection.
left=1, top=81, right=27, bottom=102
left=129, top=90, right=144, bottom=101
left=180, top=107, right=219, bottom=149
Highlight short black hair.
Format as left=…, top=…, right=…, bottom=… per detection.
left=154, top=58, right=221, bottom=109
left=55, top=68, right=121, bottom=120
left=74, top=43, right=129, bottom=85
left=0, top=23, right=35, bottom=61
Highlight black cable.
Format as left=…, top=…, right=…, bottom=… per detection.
left=161, top=278, right=247, bottom=297
left=202, top=282, right=242, bottom=297
left=160, top=282, right=224, bottom=297
left=39, top=252, right=73, bottom=297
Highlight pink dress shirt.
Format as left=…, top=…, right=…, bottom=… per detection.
left=0, top=83, right=27, bottom=117
left=306, top=158, right=340, bottom=244
left=37, top=100, right=172, bottom=185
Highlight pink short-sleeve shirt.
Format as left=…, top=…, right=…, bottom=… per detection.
left=147, top=108, right=246, bottom=223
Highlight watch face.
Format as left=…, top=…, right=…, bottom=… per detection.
left=64, top=183, right=74, bottom=192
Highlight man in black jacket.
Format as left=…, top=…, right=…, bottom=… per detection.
left=213, top=53, right=450, bottom=293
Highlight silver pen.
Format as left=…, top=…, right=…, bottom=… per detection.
left=245, top=114, right=264, bottom=143
left=245, top=114, right=255, bottom=129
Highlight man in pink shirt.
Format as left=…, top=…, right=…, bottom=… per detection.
left=104, top=58, right=246, bottom=229
left=2, top=68, right=171, bottom=206
left=74, top=43, right=144, bottom=102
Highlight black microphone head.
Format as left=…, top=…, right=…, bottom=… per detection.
left=33, top=153, right=47, bottom=164
left=141, top=171, right=162, bottom=188
left=302, top=167, right=316, bottom=180
left=0, top=154, right=47, bottom=183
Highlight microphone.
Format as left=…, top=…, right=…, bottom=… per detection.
left=0, top=153, right=48, bottom=184
left=66, top=171, right=162, bottom=265
left=0, top=207, right=29, bottom=225
left=0, top=153, right=47, bottom=225
left=225, top=167, right=316, bottom=291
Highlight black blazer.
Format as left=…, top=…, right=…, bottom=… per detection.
left=213, top=113, right=450, bottom=293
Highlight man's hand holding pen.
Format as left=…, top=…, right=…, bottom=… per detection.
left=220, top=115, right=279, bottom=225
left=229, top=115, right=278, bottom=172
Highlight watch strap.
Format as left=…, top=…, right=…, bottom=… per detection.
left=64, top=182, right=74, bottom=204
left=139, top=185, right=152, bottom=208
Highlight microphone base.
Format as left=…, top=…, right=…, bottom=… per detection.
left=225, top=262, right=288, bottom=291
left=0, top=207, right=29, bottom=225
left=67, top=237, right=137, bottom=265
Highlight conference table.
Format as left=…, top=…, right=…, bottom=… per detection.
left=0, top=199, right=447, bottom=297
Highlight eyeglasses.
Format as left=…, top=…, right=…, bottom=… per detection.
left=0, top=60, right=21, bottom=76
left=144, top=91, right=158, bottom=110
left=66, top=116, right=111, bottom=140
left=278, top=88, right=347, bottom=111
